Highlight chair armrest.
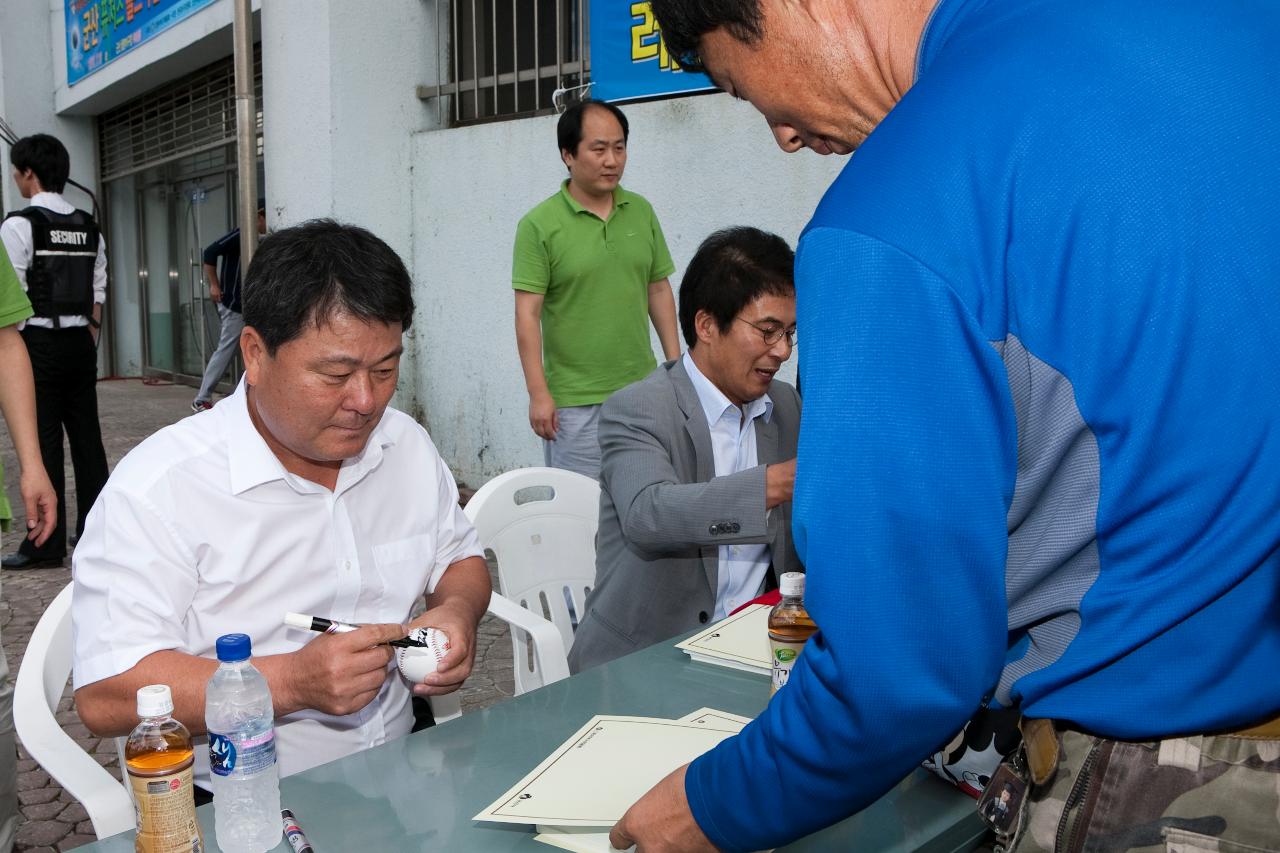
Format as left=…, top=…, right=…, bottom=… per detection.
left=12, top=680, right=135, bottom=839
left=487, top=592, right=571, bottom=685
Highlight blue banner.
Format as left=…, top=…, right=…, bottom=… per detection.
left=65, top=0, right=220, bottom=86
left=590, top=1, right=716, bottom=103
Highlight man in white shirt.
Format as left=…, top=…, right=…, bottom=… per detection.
left=1, top=134, right=109, bottom=570
left=568, top=226, right=802, bottom=673
left=72, top=219, right=492, bottom=790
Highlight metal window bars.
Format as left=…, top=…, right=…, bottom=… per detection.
left=418, top=0, right=591, bottom=125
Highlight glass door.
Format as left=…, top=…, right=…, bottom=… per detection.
left=173, top=177, right=231, bottom=378
left=137, top=177, right=176, bottom=374
left=132, top=151, right=240, bottom=387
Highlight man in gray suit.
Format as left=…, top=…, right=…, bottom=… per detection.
left=569, top=227, right=801, bottom=673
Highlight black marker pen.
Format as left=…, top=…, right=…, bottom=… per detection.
left=284, top=612, right=428, bottom=648
left=282, top=808, right=314, bottom=853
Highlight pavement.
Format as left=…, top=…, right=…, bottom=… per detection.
left=0, top=378, right=515, bottom=851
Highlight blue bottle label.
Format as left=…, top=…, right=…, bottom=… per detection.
left=208, top=729, right=275, bottom=777
left=208, top=733, right=236, bottom=776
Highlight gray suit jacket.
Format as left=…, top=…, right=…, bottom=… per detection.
left=568, top=358, right=802, bottom=673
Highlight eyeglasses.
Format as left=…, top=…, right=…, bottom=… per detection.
left=736, top=317, right=797, bottom=348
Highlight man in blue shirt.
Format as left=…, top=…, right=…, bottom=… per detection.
left=613, top=1, right=1280, bottom=851
left=192, top=203, right=265, bottom=413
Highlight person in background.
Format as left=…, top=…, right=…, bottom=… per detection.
left=191, top=201, right=267, bottom=413
left=611, top=0, right=1280, bottom=850
left=0, top=239, right=56, bottom=852
left=569, top=227, right=800, bottom=673
left=513, top=99, right=681, bottom=479
left=0, top=133, right=107, bottom=570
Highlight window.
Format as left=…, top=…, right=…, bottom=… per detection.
left=421, top=0, right=590, bottom=124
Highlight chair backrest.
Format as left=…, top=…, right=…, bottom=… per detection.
left=13, top=583, right=134, bottom=840
left=464, top=467, right=599, bottom=694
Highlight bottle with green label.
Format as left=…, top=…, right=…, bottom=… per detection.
left=768, top=572, right=817, bottom=696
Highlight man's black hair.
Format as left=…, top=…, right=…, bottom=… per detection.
left=679, top=226, right=794, bottom=348
left=651, top=0, right=767, bottom=75
left=557, top=99, right=630, bottom=157
left=9, top=134, right=71, bottom=194
left=242, top=219, right=414, bottom=354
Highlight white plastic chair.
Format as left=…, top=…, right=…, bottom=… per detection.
left=426, top=591, right=569, bottom=723
left=13, top=583, right=134, bottom=839
left=464, top=467, right=600, bottom=694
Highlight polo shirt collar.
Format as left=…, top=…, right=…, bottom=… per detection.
left=558, top=180, right=630, bottom=216
left=224, top=378, right=396, bottom=495
left=682, top=352, right=774, bottom=428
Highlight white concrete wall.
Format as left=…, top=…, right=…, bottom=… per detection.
left=261, top=0, right=438, bottom=259
left=411, top=94, right=846, bottom=487
left=261, top=0, right=440, bottom=397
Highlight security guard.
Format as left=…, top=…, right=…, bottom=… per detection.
left=1, top=133, right=108, bottom=570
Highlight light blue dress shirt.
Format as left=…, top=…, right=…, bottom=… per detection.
left=681, top=352, right=774, bottom=619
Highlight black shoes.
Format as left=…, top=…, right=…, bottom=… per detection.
left=1, top=553, right=65, bottom=570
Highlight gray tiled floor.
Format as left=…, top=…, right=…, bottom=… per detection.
left=1, top=378, right=514, bottom=850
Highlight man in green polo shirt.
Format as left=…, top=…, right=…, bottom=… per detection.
left=513, top=99, right=681, bottom=479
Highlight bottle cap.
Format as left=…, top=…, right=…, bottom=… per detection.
left=136, top=684, right=174, bottom=717
left=215, top=633, right=252, bottom=662
left=780, top=572, right=806, bottom=597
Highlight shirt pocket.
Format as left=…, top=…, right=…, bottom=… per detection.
left=369, top=533, right=435, bottom=619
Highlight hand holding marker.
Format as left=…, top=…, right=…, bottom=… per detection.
left=284, top=612, right=451, bottom=683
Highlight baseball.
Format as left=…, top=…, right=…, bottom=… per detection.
left=396, top=627, right=451, bottom=684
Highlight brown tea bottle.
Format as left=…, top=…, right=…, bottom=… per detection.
left=125, top=685, right=204, bottom=853
left=768, top=572, right=817, bottom=696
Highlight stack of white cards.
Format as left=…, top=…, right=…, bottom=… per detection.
left=473, top=708, right=753, bottom=852
left=674, top=603, right=773, bottom=676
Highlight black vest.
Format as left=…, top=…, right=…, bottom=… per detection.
left=5, top=206, right=98, bottom=326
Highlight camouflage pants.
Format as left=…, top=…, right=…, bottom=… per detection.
left=1011, top=728, right=1280, bottom=853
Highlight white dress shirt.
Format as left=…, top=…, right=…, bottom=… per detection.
left=71, top=379, right=483, bottom=783
left=0, top=191, right=108, bottom=328
left=681, top=352, right=774, bottom=619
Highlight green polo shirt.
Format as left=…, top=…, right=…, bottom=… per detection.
left=512, top=181, right=675, bottom=407
left=0, top=241, right=34, bottom=532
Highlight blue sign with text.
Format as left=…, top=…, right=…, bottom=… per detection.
left=590, top=1, right=716, bottom=103
left=65, top=0, right=220, bottom=86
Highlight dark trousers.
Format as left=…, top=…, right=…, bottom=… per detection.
left=17, top=326, right=109, bottom=559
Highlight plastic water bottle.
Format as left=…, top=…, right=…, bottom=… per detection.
left=205, top=633, right=282, bottom=852
left=125, top=685, right=203, bottom=853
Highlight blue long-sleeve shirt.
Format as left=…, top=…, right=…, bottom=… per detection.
left=685, top=0, right=1280, bottom=848
left=202, top=227, right=243, bottom=313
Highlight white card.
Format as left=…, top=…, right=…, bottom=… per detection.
left=675, top=604, right=772, bottom=672
left=473, top=715, right=742, bottom=827
left=533, top=827, right=630, bottom=853
left=677, top=707, right=754, bottom=729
